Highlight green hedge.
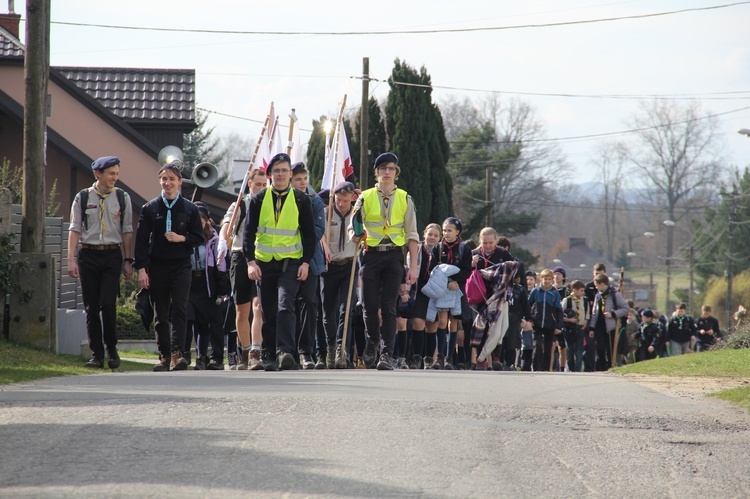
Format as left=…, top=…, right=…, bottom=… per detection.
left=116, top=304, right=153, bottom=340
left=116, top=276, right=153, bottom=340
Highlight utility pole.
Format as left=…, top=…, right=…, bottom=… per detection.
left=688, top=245, right=694, bottom=315
left=21, top=0, right=50, bottom=253
left=665, top=228, right=673, bottom=313
left=485, top=167, right=492, bottom=227
left=726, top=188, right=737, bottom=332
left=359, top=57, right=369, bottom=190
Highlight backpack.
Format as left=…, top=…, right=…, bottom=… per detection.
left=465, top=268, right=487, bottom=305
left=465, top=253, right=492, bottom=305
left=79, top=187, right=126, bottom=231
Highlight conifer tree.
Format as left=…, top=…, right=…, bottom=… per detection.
left=385, top=59, right=452, bottom=229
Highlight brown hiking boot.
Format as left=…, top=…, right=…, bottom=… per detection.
left=171, top=352, right=188, bottom=371
left=153, top=356, right=170, bottom=372
left=248, top=349, right=264, bottom=371
left=237, top=349, right=250, bottom=370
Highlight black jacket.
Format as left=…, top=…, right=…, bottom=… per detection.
left=695, top=315, right=721, bottom=345
left=430, top=240, right=473, bottom=289
left=666, top=314, right=697, bottom=343
left=134, top=195, right=205, bottom=269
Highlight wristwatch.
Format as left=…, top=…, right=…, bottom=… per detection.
left=123, top=258, right=135, bottom=264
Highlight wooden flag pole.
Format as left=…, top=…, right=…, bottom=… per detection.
left=339, top=239, right=362, bottom=367
left=286, top=108, right=297, bottom=156
left=325, top=95, right=348, bottom=247
left=268, top=115, right=279, bottom=154
left=225, top=105, right=273, bottom=246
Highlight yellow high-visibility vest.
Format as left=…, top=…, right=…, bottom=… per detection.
left=255, top=188, right=303, bottom=262
left=361, top=188, right=407, bottom=247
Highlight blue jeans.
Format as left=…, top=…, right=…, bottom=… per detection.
left=564, top=327, right=584, bottom=372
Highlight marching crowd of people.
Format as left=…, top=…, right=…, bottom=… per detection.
left=69, top=153, right=723, bottom=372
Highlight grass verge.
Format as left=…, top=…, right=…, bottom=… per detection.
left=712, top=387, right=750, bottom=412
left=613, top=349, right=750, bottom=410
left=0, top=339, right=153, bottom=385
left=612, top=348, right=750, bottom=377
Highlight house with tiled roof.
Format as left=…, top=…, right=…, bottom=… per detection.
left=0, top=12, right=232, bottom=218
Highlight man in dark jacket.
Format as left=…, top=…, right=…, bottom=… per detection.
left=695, top=305, right=721, bottom=352
left=635, top=309, right=661, bottom=362
left=243, top=153, right=317, bottom=371
left=666, top=302, right=697, bottom=355
left=527, top=269, right=563, bottom=371
left=587, top=274, right=629, bottom=371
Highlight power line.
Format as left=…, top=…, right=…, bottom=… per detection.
left=199, top=103, right=750, bottom=147
left=48, top=2, right=750, bottom=36
left=368, top=77, right=750, bottom=101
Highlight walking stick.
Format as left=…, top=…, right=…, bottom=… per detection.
left=611, top=266, right=625, bottom=367
left=338, top=240, right=362, bottom=367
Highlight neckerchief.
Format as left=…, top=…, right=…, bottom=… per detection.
left=674, top=315, right=687, bottom=329
left=598, top=287, right=610, bottom=317
left=93, top=183, right=113, bottom=240
left=272, top=186, right=291, bottom=224
left=442, top=238, right=461, bottom=264
left=161, top=191, right=180, bottom=232
left=334, top=206, right=351, bottom=252
left=571, top=296, right=582, bottom=324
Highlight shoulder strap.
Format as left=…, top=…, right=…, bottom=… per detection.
left=80, top=187, right=126, bottom=230
left=235, top=197, right=248, bottom=235
left=115, top=188, right=125, bottom=229
left=564, top=295, right=573, bottom=311
left=79, top=188, right=89, bottom=230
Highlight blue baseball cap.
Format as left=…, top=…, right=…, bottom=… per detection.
left=91, top=156, right=120, bottom=171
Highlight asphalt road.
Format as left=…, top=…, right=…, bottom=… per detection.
left=0, top=369, right=748, bottom=498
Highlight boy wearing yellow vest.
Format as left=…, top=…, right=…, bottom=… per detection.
left=350, top=152, right=419, bottom=370
left=242, top=153, right=317, bottom=371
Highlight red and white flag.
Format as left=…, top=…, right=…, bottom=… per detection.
left=321, top=119, right=354, bottom=191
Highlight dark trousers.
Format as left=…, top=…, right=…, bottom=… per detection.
left=149, top=258, right=192, bottom=359
left=258, top=259, right=302, bottom=355
left=185, top=275, right=224, bottom=362
left=564, top=327, right=585, bottom=372
left=352, top=303, right=366, bottom=357
left=533, top=328, right=555, bottom=372
left=187, top=318, right=224, bottom=362
left=360, top=249, right=404, bottom=356
left=321, top=261, right=357, bottom=351
left=78, top=248, right=122, bottom=359
left=637, top=345, right=657, bottom=362
left=595, top=327, right=613, bottom=371
left=296, top=272, right=319, bottom=355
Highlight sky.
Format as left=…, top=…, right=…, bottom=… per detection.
left=9, top=0, right=750, bottom=183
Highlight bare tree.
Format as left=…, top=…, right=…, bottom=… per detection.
left=591, top=141, right=627, bottom=261
left=492, top=98, right=569, bottom=212
left=624, top=99, right=725, bottom=307
left=439, top=95, right=481, bottom=141
left=216, top=131, right=256, bottom=187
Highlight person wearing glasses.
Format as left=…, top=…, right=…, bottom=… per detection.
left=134, top=160, right=205, bottom=372
left=349, top=152, right=419, bottom=370
left=242, top=153, right=317, bottom=371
